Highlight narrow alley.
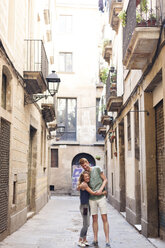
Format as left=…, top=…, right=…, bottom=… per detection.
left=0, top=196, right=161, bottom=248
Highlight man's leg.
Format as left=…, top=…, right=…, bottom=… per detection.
left=92, top=214, right=98, bottom=242
left=89, top=199, right=98, bottom=244
left=101, top=214, right=109, bottom=243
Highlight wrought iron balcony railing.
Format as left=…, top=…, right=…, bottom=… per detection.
left=123, top=0, right=162, bottom=60
left=24, top=39, right=48, bottom=82
left=106, top=70, right=117, bottom=106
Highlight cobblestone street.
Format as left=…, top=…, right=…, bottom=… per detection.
left=0, top=196, right=164, bottom=248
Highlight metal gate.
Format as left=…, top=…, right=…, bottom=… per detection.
left=155, top=100, right=165, bottom=239
left=0, top=118, right=10, bottom=234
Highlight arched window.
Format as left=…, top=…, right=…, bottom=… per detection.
left=72, top=153, right=96, bottom=167
left=1, top=65, right=12, bottom=111
left=1, top=74, right=7, bottom=109
left=71, top=153, right=96, bottom=192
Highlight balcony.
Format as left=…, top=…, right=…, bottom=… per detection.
left=107, top=96, right=123, bottom=112
left=101, top=114, right=113, bottom=125
left=109, top=0, right=123, bottom=32
left=98, top=126, right=106, bottom=138
left=41, top=103, right=55, bottom=123
left=24, top=40, right=48, bottom=94
left=102, top=40, right=112, bottom=64
left=41, top=94, right=55, bottom=123
left=106, top=69, right=123, bottom=112
left=123, top=0, right=161, bottom=70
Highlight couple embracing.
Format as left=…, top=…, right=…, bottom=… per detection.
left=77, top=158, right=110, bottom=248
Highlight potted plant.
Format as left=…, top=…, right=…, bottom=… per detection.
left=118, top=10, right=127, bottom=27
left=136, top=10, right=146, bottom=26
left=111, top=71, right=117, bottom=83
left=140, top=0, right=148, bottom=13
left=95, top=155, right=101, bottom=160
left=100, top=68, right=109, bottom=84
left=109, top=131, right=116, bottom=143
left=136, top=0, right=141, bottom=7
left=147, top=13, right=156, bottom=26
left=114, top=152, right=117, bottom=157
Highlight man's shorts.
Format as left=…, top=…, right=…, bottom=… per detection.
left=89, top=196, right=107, bottom=215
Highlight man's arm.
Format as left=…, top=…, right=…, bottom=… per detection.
left=97, top=172, right=108, bottom=194
left=85, top=185, right=106, bottom=196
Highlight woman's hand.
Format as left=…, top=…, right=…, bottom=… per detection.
left=79, top=182, right=88, bottom=190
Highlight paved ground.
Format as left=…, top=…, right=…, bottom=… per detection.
left=0, top=196, right=164, bottom=248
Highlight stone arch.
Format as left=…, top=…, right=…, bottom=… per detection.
left=71, top=153, right=95, bottom=193
left=2, top=65, right=13, bottom=81
left=1, top=65, right=13, bottom=111
left=72, top=153, right=96, bottom=167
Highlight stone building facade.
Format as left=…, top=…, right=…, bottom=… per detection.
left=49, top=0, right=105, bottom=195
left=99, top=0, right=165, bottom=241
left=0, top=0, right=56, bottom=241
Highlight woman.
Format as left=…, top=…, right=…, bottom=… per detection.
left=77, top=171, right=106, bottom=247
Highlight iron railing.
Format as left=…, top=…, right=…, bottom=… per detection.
left=24, top=39, right=48, bottom=81
left=106, top=70, right=117, bottom=106
left=123, top=0, right=162, bottom=60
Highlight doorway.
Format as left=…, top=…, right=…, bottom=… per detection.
left=27, top=126, right=37, bottom=212
left=0, top=119, right=10, bottom=238
left=155, top=100, right=165, bottom=240
left=119, top=119, right=126, bottom=212
left=134, top=101, right=141, bottom=225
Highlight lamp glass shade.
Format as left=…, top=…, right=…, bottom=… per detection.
left=46, top=71, right=60, bottom=95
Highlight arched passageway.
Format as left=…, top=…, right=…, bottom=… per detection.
left=71, top=153, right=95, bottom=194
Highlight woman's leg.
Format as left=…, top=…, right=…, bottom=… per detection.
left=80, top=205, right=90, bottom=240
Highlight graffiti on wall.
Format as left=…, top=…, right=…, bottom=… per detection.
left=72, top=165, right=83, bottom=191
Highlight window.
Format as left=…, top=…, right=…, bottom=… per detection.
left=12, top=181, right=16, bottom=205
left=59, top=52, right=73, bottom=72
left=59, top=15, right=72, bottom=33
left=41, top=128, right=46, bottom=166
left=1, top=74, right=7, bottom=109
left=127, top=111, right=131, bottom=150
left=50, top=185, right=54, bottom=191
left=57, top=98, right=76, bottom=141
left=51, top=149, right=58, bottom=168
left=96, top=98, right=104, bottom=141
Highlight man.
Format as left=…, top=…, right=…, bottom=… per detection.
left=78, top=158, right=110, bottom=248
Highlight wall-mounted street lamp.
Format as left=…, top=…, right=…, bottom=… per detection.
left=30, top=71, right=61, bottom=103
left=47, top=122, right=65, bottom=140
left=46, top=70, right=60, bottom=96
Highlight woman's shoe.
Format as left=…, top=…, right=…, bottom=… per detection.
left=83, top=240, right=89, bottom=246
left=78, top=241, right=86, bottom=247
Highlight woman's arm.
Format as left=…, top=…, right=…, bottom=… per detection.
left=77, top=182, right=88, bottom=191
left=85, top=186, right=106, bottom=196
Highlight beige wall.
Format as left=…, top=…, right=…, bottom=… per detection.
left=0, top=0, right=56, bottom=240
left=49, top=0, right=105, bottom=194
left=50, top=145, right=104, bottom=194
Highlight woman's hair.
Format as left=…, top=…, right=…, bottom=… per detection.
left=78, top=171, right=90, bottom=184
